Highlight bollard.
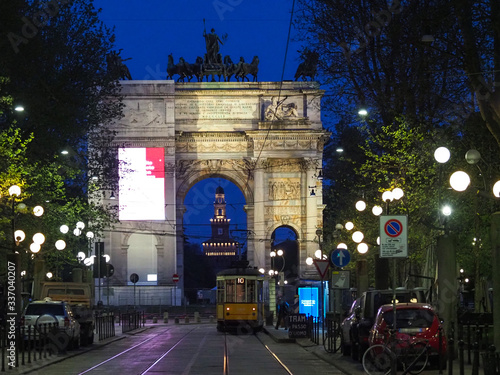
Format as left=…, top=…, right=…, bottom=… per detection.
left=185, top=316, right=190, bottom=324
left=447, top=336, right=453, bottom=375
left=209, top=315, right=214, bottom=323
left=174, top=317, right=179, bottom=324
left=471, top=341, right=479, bottom=375
left=194, top=312, right=201, bottom=323
left=458, top=340, right=464, bottom=375
left=153, top=316, right=158, bottom=323
left=163, top=312, right=169, bottom=323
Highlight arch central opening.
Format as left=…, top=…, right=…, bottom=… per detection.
left=182, top=177, right=247, bottom=304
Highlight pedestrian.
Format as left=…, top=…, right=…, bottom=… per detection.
left=275, top=298, right=289, bottom=329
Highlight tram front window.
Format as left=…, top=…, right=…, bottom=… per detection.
left=226, top=279, right=235, bottom=302
left=247, top=280, right=255, bottom=302
left=236, top=279, right=246, bottom=302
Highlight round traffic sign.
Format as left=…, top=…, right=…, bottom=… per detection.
left=172, top=274, right=179, bottom=283
left=384, top=219, right=403, bottom=237
left=330, top=248, right=351, bottom=268
left=130, top=273, right=139, bottom=284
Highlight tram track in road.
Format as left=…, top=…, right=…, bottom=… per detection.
left=223, top=329, right=294, bottom=375
left=77, top=326, right=199, bottom=375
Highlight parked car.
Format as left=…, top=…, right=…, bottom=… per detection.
left=21, top=299, right=81, bottom=349
left=349, top=288, right=426, bottom=360
left=340, top=297, right=361, bottom=356
left=368, top=303, right=447, bottom=367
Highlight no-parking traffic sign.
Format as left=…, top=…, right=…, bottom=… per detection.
left=379, top=215, right=408, bottom=258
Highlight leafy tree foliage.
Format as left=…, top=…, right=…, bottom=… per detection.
left=0, top=0, right=124, bottom=282
left=296, top=0, right=500, bottom=305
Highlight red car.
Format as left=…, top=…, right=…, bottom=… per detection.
left=368, top=303, right=447, bottom=367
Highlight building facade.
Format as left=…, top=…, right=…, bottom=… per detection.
left=96, top=80, right=328, bottom=306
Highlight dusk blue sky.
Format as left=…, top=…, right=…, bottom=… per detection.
left=94, top=0, right=304, bottom=81
left=94, top=1, right=304, bottom=246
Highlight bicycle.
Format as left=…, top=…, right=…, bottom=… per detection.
left=362, top=337, right=431, bottom=375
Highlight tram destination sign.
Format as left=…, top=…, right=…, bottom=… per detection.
left=288, top=314, right=310, bottom=339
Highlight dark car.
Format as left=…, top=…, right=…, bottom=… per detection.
left=340, top=297, right=361, bottom=356
left=349, top=288, right=425, bottom=361
left=368, top=303, right=447, bottom=367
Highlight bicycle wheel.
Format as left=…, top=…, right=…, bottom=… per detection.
left=362, top=345, right=395, bottom=375
left=402, top=342, right=429, bottom=375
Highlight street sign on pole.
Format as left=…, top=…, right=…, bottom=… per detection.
left=330, top=248, right=351, bottom=268
left=380, top=215, right=408, bottom=257
left=313, top=259, right=330, bottom=279
left=172, top=274, right=179, bottom=283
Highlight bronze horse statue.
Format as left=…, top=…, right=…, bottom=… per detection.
left=167, top=54, right=191, bottom=82
left=294, top=50, right=319, bottom=81
left=235, top=56, right=259, bottom=82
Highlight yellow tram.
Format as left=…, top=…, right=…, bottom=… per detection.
left=216, top=266, right=265, bottom=332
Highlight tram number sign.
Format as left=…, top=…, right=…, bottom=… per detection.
left=237, top=277, right=245, bottom=284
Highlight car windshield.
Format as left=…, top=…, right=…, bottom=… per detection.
left=382, top=308, right=434, bottom=329
left=25, top=304, right=65, bottom=316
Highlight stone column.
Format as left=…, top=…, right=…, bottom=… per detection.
left=436, top=234, right=457, bottom=337
left=491, top=211, right=500, bottom=349
left=253, top=159, right=266, bottom=269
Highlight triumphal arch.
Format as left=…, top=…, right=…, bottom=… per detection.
left=100, top=80, right=328, bottom=305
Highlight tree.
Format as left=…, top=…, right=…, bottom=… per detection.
left=0, top=0, right=124, bottom=284
left=0, top=0, right=123, bottom=192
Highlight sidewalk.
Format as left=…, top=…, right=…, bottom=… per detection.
left=263, top=325, right=482, bottom=375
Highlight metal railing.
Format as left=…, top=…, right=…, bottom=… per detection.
left=120, top=311, right=144, bottom=333
left=0, top=321, right=63, bottom=372
left=95, top=312, right=115, bottom=341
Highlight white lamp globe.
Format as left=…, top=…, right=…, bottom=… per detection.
left=83, top=258, right=93, bottom=266
left=73, top=228, right=82, bottom=236
left=434, top=147, right=450, bottom=163
left=104, top=254, right=111, bottom=263
left=442, top=205, right=452, bottom=217
left=30, top=242, right=41, bottom=253
left=335, top=223, right=344, bottom=230
left=76, top=221, right=85, bottom=230
left=268, top=270, right=274, bottom=276
left=382, top=191, right=394, bottom=202
left=377, top=236, right=381, bottom=245
left=345, top=221, right=354, bottom=230
left=86, top=231, right=94, bottom=239
left=14, top=230, right=26, bottom=243
left=55, top=240, right=66, bottom=250
left=306, top=257, right=314, bottom=265
left=33, top=232, right=45, bottom=245
left=372, top=205, right=383, bottom=216
left=336, top=243, right=348, bottom=250
left=277, top=249, right=284, bottom=256
left=46, top=272, right=53, bottom=279
left=465, top=149, right=481, bottom=164
left=493, top=180, right=500, bottom=198
left=450, top=171, right=471, bottom=192
left=315, top=249, right=322, bottom=259
left=270, top=250, right=276, bottom=257
left=352, top=231, right=364, bottom=243
left=357, top=243, right=369, bottom=254
left=259, top=268, right=265, bottom=274
left=392, top=188, right=404, bottom=200
left=33, top=206, right=44, bottom=217
left=355, top=200, right=367, bottom=211
left=9, top=185, right=21, bottom=197
left=77, top=252, right=86, bottom=261
left=60, top=225, right=69, bottom=234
